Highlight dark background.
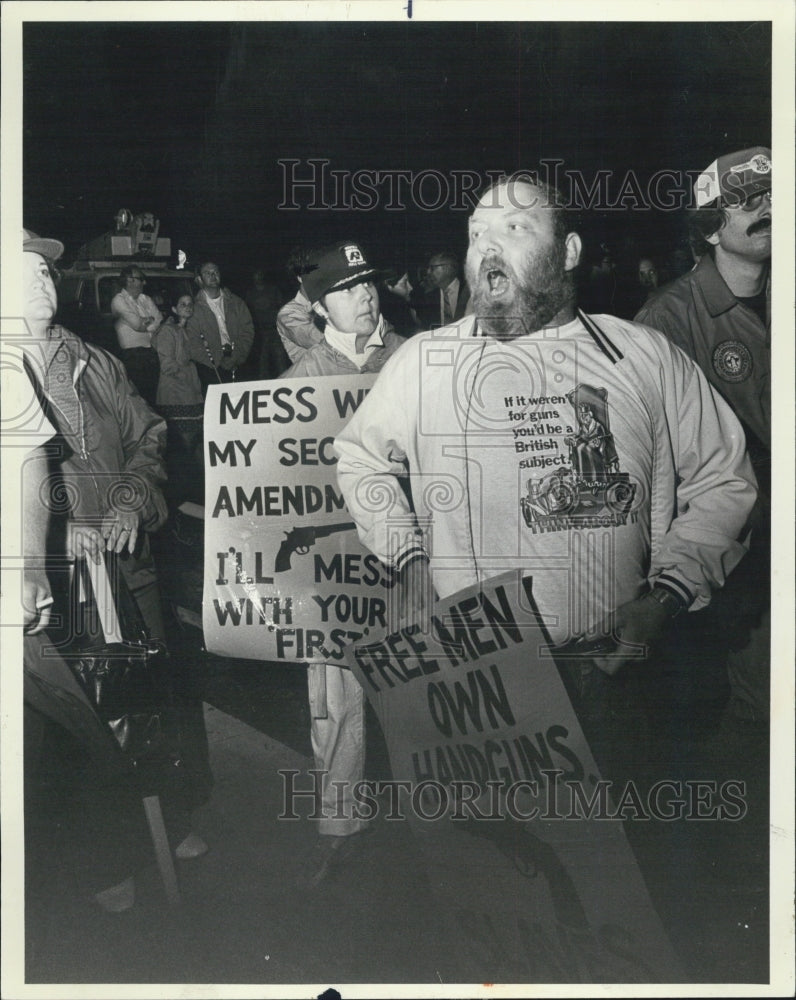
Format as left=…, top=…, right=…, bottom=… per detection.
left=23, top=20, right=771, bottom=284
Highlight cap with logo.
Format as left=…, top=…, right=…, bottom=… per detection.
left=23, top=228, right=65, bottom=262
left=302, top=242, right=379, bottom=305
left=694, top=147, right=772, bottom=209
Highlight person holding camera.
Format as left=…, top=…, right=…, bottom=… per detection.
left=185, top=260, right=255, bottom=394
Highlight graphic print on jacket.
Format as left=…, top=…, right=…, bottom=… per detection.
left=520, top=385, right=638, bottom=535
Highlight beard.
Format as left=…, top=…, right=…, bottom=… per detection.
left=466, top=239, right=573, bottom=339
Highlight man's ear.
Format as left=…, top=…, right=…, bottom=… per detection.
left=564, top=233, right=582, bottom=272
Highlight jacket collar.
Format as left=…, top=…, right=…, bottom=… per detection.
left=200, top=287, right=230, bottom=306
left=24, top=326, right=89, bottom=389
left=695, top=253, right=769, bottom=319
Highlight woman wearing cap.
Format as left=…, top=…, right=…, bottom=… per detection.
left=282, top=242, right=403, bottom=890
left=285, top=242, right=403, bottom=378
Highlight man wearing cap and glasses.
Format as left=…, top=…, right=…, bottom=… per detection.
left=636, top=147, right=772, bottom=725
left=636, top=147, right=771, bottom=461
left=282, top=242, right=403, bottom=889
left=111, top=265, right=163, bottom=408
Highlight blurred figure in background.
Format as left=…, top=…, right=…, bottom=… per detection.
left=637, top=256, right=660, bottom=299
left=579, top=241, right=619, bottom=314
left=155, top=292, right=204, bottom=503
left=385, top=250, right=470, bottom=331
left=244, top=268, right=289, bottom=379
left=276, top=247, right=325, bottom=365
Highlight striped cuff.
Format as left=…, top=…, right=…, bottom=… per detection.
left=395, top=547, right=429, bottom=578
left=653, top=574, right=693, bottom=611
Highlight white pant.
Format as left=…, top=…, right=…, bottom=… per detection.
left=308, top=663, right=365, bottom=836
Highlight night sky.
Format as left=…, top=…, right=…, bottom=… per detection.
left=23, top=19, right=771, bottom=282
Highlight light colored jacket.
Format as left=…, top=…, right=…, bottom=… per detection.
left=284, top=323, right=403, bottom=378
left=276, top=288, right=325, bottom=363
left=335, top=313, right=757, bottom=643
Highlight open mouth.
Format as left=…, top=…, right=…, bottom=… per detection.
left=485, top=267, right=510, bottom=297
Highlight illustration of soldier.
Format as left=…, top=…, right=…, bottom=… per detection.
left=521, top=385, right=636, bottom=529
left=564, top=386, right=618, bottom=478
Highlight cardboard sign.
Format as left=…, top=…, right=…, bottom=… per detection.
left=203, top=377, right=395, bottom=663
left=343, top=572, right=683, bottom=983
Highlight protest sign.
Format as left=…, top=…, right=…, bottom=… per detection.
left=343, top=571, right=684, bottom=983
left=203, top=376, right=396, bottom=663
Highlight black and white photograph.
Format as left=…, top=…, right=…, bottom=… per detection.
left=2, top=2, right=793, bottom=997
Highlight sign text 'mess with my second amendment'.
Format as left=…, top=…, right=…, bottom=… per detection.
left=203, top=377, right=393, bottom=663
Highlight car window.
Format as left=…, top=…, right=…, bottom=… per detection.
left=98, top=276, right=123, bottom=314
left=146, top=276, right=196, bottom=312
left=57, top=276, right=81, bottom=308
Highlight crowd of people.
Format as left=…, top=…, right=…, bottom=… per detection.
left=18, top=145, right=771, bottom=926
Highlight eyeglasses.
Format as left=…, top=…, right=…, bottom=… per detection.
left=740, top=190, right=772, bottom=212
left=129, top=275, right=145, bottom=282
left=725, top=190, right=772, bottom=213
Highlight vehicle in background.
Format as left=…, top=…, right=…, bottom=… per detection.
left=56, top=210, right=195, bottom=354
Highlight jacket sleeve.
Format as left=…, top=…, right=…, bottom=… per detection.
left=334, top=348, right=429, bottom=575
left=634, top=299, right=694, bottom=358
left=644, top=334, right=758, bottom=610
left=155, top=324, right=181, bottom=376
left=106, top=353, right=168, bottom=532
left=277, top=299, right=325, bottom=360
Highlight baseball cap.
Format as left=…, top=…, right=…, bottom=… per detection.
left=23, top=228, right=65, bottom=262
left=694, top=147, right=772, bottom=209
left=302, top=242, right=379, bottom=304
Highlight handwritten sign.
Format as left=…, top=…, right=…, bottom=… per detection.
left=343, top=572, right=683, bottom=983
left=203, top=377, right=395, bottom=663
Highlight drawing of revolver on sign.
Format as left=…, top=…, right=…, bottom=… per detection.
left=274, top=522, right=357, bottom=572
